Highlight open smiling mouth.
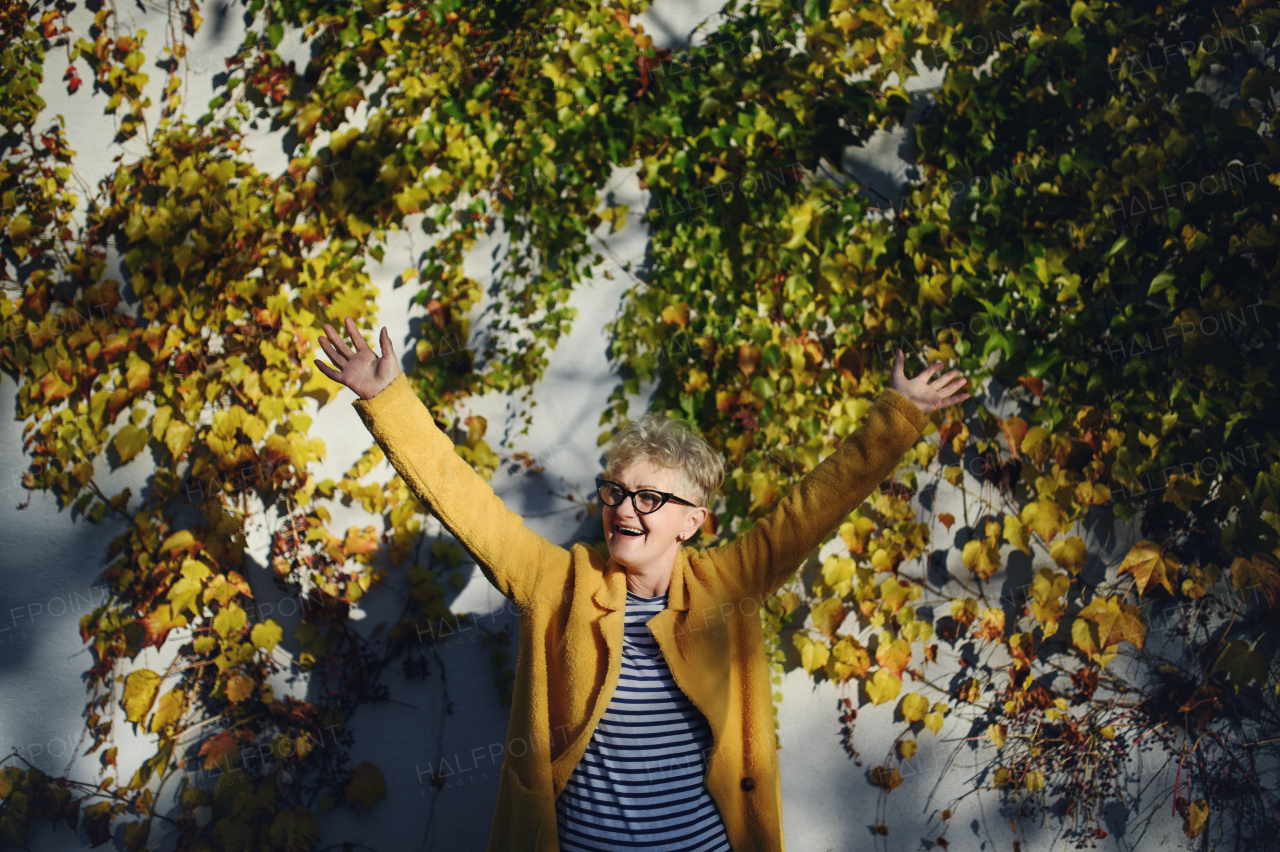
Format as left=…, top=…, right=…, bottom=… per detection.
left=613, top=524, right=646, bottom=537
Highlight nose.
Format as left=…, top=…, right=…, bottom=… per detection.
left=608, top=500, right=642, bottom=524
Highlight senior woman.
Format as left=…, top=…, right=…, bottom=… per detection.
left=315, top=317, right=970, bottom=852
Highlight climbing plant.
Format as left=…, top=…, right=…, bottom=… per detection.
left=0, top=0, right=1277, bottom=850
left=607, top=0, right=1280, bottom=848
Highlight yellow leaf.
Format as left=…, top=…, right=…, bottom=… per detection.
left=225, top=674, right=254, bottom=703
left=251, top=620, right=283, bottom=652
left=1020, top=426, right=1052, bottom=466
left=866, top=668, right=902, bottom=705
left=900, top=692, right=929, bottom=722
left=1072, top=617, right=1099, bottom=657
left=961, top=537, right=1001, bottom=580
left=924, top=712, right=944, bottom=734
left=993, top=766, right=1013, bottom=787
left=988, top=723, right=1007, bottom=748
left=880, top=576, right=916, bottom=614
left=345, top=761, right=387, bottom=811
left=1183, top=800, right=1208, bottom=839
left=828, top=636, right=870, bottom=683
left=1118, top=540, right=1179, bottom=595
left=150, top=688, right=186, bottom=733
left=1003, top=513, right=1030, bottom=554
left=112, top=424, right=150, bottom=464
left=164, top=420, right=195, bottom=463
left=810, top=598, right=848, bottom=640
left=167, top=576, right=203, bottom=617
left=1024, top=770, right=1046, bottom=792
left=795, top=633, right=830, bottom=673
left=898, top=739, right=918, bottom=761
left=1020, top=498, right=1063, bottom=544
left=122, top=669, right=162, bottom=725
left=161, top=530, right=197, bottom=554
left=1049, top=535, right=1087, bottom=575
left=213, top=603, right=247, bottom=638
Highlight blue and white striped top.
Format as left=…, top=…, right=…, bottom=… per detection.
left=555, top=590, right=733, bottom=851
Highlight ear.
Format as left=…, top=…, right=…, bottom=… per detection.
left=680, top=506, right=708, bottom=542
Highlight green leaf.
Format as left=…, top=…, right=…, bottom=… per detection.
left=1213, top=640, right=1268, bottom=691
left=1149, top=270, right=1176, bottom=296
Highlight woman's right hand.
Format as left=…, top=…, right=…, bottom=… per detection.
left=314, top=316, right=401, bottom=401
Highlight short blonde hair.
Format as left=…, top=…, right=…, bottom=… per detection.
left=603, top=413, right=724, bottom=508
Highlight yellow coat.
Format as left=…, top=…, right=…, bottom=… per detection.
left=352, top=374, right=927, bottom=851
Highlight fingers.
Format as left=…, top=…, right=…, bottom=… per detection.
left=321, top=322, right=355, bottom=360
left=344, top=315, right=371, bottom=353
left=312, top=358, right=339, bottom=381
left=379, top=326, right=394, bottom=358
left=317, top=332, right=348, bottom=368
left=926, top=368, right=963, bottom=386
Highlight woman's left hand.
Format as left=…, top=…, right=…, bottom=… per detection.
left=890, top=348, right=971, bottom=415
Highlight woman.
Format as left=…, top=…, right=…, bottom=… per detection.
left=315, top=316, right=969, bottom=851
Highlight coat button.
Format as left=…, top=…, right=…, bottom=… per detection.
left=740, top=777, right=755, bottom=791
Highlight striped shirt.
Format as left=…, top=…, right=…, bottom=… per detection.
left=555, top=590, right=733, bottom=851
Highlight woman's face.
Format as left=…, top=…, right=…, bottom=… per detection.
left=602, top=460, right=703, bottom=572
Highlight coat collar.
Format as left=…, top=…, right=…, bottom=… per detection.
left=591, top=548, right=692, bottom=612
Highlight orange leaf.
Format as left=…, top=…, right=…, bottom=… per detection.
left=1000, top=416, right=1028, bottom=458
left=976, top=608, right=1005, bottom=642
left=660, top=302, right=689, bottom=328
left=1018, top=376, right=1045, bottom=399
left=870, top=765, right=902, bottom=791
left=875, top=638, right=911, bottom=677
left=199, top=729, right=239, bottom=770
left=1231, top=553, right=1280, bottom=608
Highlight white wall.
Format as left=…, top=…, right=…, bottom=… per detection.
left=0, top=1, right=1188, bottom=849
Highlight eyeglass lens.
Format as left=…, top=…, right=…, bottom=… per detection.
left=598, top=483, right=663, bottom=514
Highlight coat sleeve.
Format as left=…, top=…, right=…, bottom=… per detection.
left=350, top=373, right=571, bottom=612
left=704, top=388, right=928, bottom=602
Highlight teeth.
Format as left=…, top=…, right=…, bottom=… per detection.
left=616, top=525, right=644, bottom=534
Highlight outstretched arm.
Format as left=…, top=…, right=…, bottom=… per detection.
left=706, top=351, right=969, bottom=602
left=315, top=318, right=571, bottom=611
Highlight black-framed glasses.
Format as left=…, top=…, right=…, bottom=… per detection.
left=595, top=477, right=697, bottom=515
